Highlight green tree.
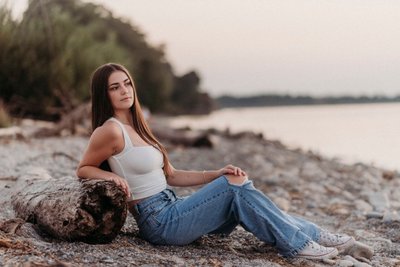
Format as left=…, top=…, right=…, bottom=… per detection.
left=0, top=0, right=129, bottom=119
left=0, top=0, right=213, bottom=120
left=171, top=71, right=214, bottom=114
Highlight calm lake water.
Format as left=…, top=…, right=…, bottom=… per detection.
left=170, top=103, right=400, bottom=171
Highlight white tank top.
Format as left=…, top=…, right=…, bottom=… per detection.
left=106, top=117, right=167, bottom=200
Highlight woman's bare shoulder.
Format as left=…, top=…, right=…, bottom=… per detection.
left=90, top=120, right=123, bottom=144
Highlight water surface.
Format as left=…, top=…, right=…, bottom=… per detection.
left=170, top=103, right=400, bottom=171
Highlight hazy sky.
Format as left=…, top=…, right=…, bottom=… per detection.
left=8, top=0, right=400, bottom=97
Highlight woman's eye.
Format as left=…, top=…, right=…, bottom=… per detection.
left=125, top=82, right=132, bottom=87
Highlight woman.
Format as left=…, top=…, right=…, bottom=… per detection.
left=76, top=63, right=355, bottom=261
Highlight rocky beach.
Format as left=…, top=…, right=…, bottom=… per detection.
left=0, top=119, right=399, bottom=266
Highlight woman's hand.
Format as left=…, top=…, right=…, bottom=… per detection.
left=105, top=176, right=131, bottom=197
left=218, top=164, right=247, bottom=177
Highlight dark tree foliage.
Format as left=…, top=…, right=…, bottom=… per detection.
left=170, top=71, right=215, bottom=114
left=0, top=0, right=213, bottom=120
left=217, top=94, right=400, bottom=108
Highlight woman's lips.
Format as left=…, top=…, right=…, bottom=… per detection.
left=121, top=97, right=131, bottom=101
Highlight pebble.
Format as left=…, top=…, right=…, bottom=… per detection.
left=301, top=161, right=328, bottom=180
left=370, top=237, right=392, bottom=247
left=342, top=190, right=356, bottom=201
left=365, top=211, right=384, bottom=219
left=343, top=256, right=371, bottom=267
left=390, top=200, right=400, bottom=209
left=101, top=256, right=115, bottom=263
left=361, top=172, right=380, bottom=186
left=382, top=210, right=400, bottom=223
left=387, top=258, right=400, bottom=266
left=327, top=199, right=351, bottom=215
left=365, top=191, right=390, bottom=212
left=324, top=184, right=342, bottom=194
left=321, top=258, right=336, bottom=265
left=276, top=172, right=299, bottom=187
left=354, top=200, right=373, bottom=213
left=338, top=260, right=354, bottom=267
left=261, top=175, right=280, bottom=186
left=307, top=183, right=327, bottom=194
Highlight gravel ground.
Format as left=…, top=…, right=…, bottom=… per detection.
left=0, top=127, right=399, bottom=266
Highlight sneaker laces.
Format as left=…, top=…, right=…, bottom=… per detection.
left=319, top=231, right=350, bottom=245
left=304, top=241, right=332, bottom=253
left=321, top=231, right=341, bottom=242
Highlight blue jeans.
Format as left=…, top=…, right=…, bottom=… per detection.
left=132, top=176, right=320, bottom=257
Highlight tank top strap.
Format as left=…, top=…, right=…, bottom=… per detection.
left=107, top=117, right=133, bottom=148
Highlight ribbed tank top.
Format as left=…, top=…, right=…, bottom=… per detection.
left=107, top=117, right=167, bottom=200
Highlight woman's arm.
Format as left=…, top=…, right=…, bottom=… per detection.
left=167, top=164, right=247, bottom=187
left=76, top=123, right=130, bottom=196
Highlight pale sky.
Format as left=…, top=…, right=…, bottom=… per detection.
left=7, top=0, right=400, bottom=97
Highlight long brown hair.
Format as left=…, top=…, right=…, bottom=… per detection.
left=90, top=63, right=172, bottom=176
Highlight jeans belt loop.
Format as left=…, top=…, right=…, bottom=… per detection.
left=166, top=189, right=175, bottom=200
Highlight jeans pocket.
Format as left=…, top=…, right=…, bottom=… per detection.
left=139, top=212, right=166, bottom=245
left=146, top=212, right=162, bottom=228
left=140, top=202, right=166, bottom=231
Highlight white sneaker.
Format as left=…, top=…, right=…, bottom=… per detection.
left=318, top=230, right=355, bottom=252
left=296, top=241, right=338, bottom=260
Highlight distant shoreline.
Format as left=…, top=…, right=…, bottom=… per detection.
left=215, top=94, right=400, bottom=109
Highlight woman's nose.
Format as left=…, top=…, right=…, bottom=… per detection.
left=121, top=84, right=129, bottom=94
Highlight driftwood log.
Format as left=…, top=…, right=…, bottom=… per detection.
left=151, top=124, right=216, bottom=148
left=29, top=102, right=216, bottom=147
left=33, top=102, right=91, bottom=137
left=0, top=126, right=22, bottom=138
left=0, top=99, right=216, bottom=148
left=11, top=168, right=127, bottom=243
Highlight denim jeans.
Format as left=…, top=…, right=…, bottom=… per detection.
left=132, top=176, right=320, bottom=257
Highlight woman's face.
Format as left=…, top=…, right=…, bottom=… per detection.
left=107, top=71, right=135, bottom=111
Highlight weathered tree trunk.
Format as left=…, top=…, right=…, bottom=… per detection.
left=33, top=102, right=91, bottom=137
left=0, top=126, right=24, bottom=140
left=11, top=170, right=127, bottom=244
left=29, top=101, right=215, bottom=147
left=152, top=125, right=216, bottom=148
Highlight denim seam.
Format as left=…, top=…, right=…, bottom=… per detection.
left=236, top=191, right=289, bottom=247
left=141, top=178, right=311, bottom=257
left=237, top=190, right=309, bottom=257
